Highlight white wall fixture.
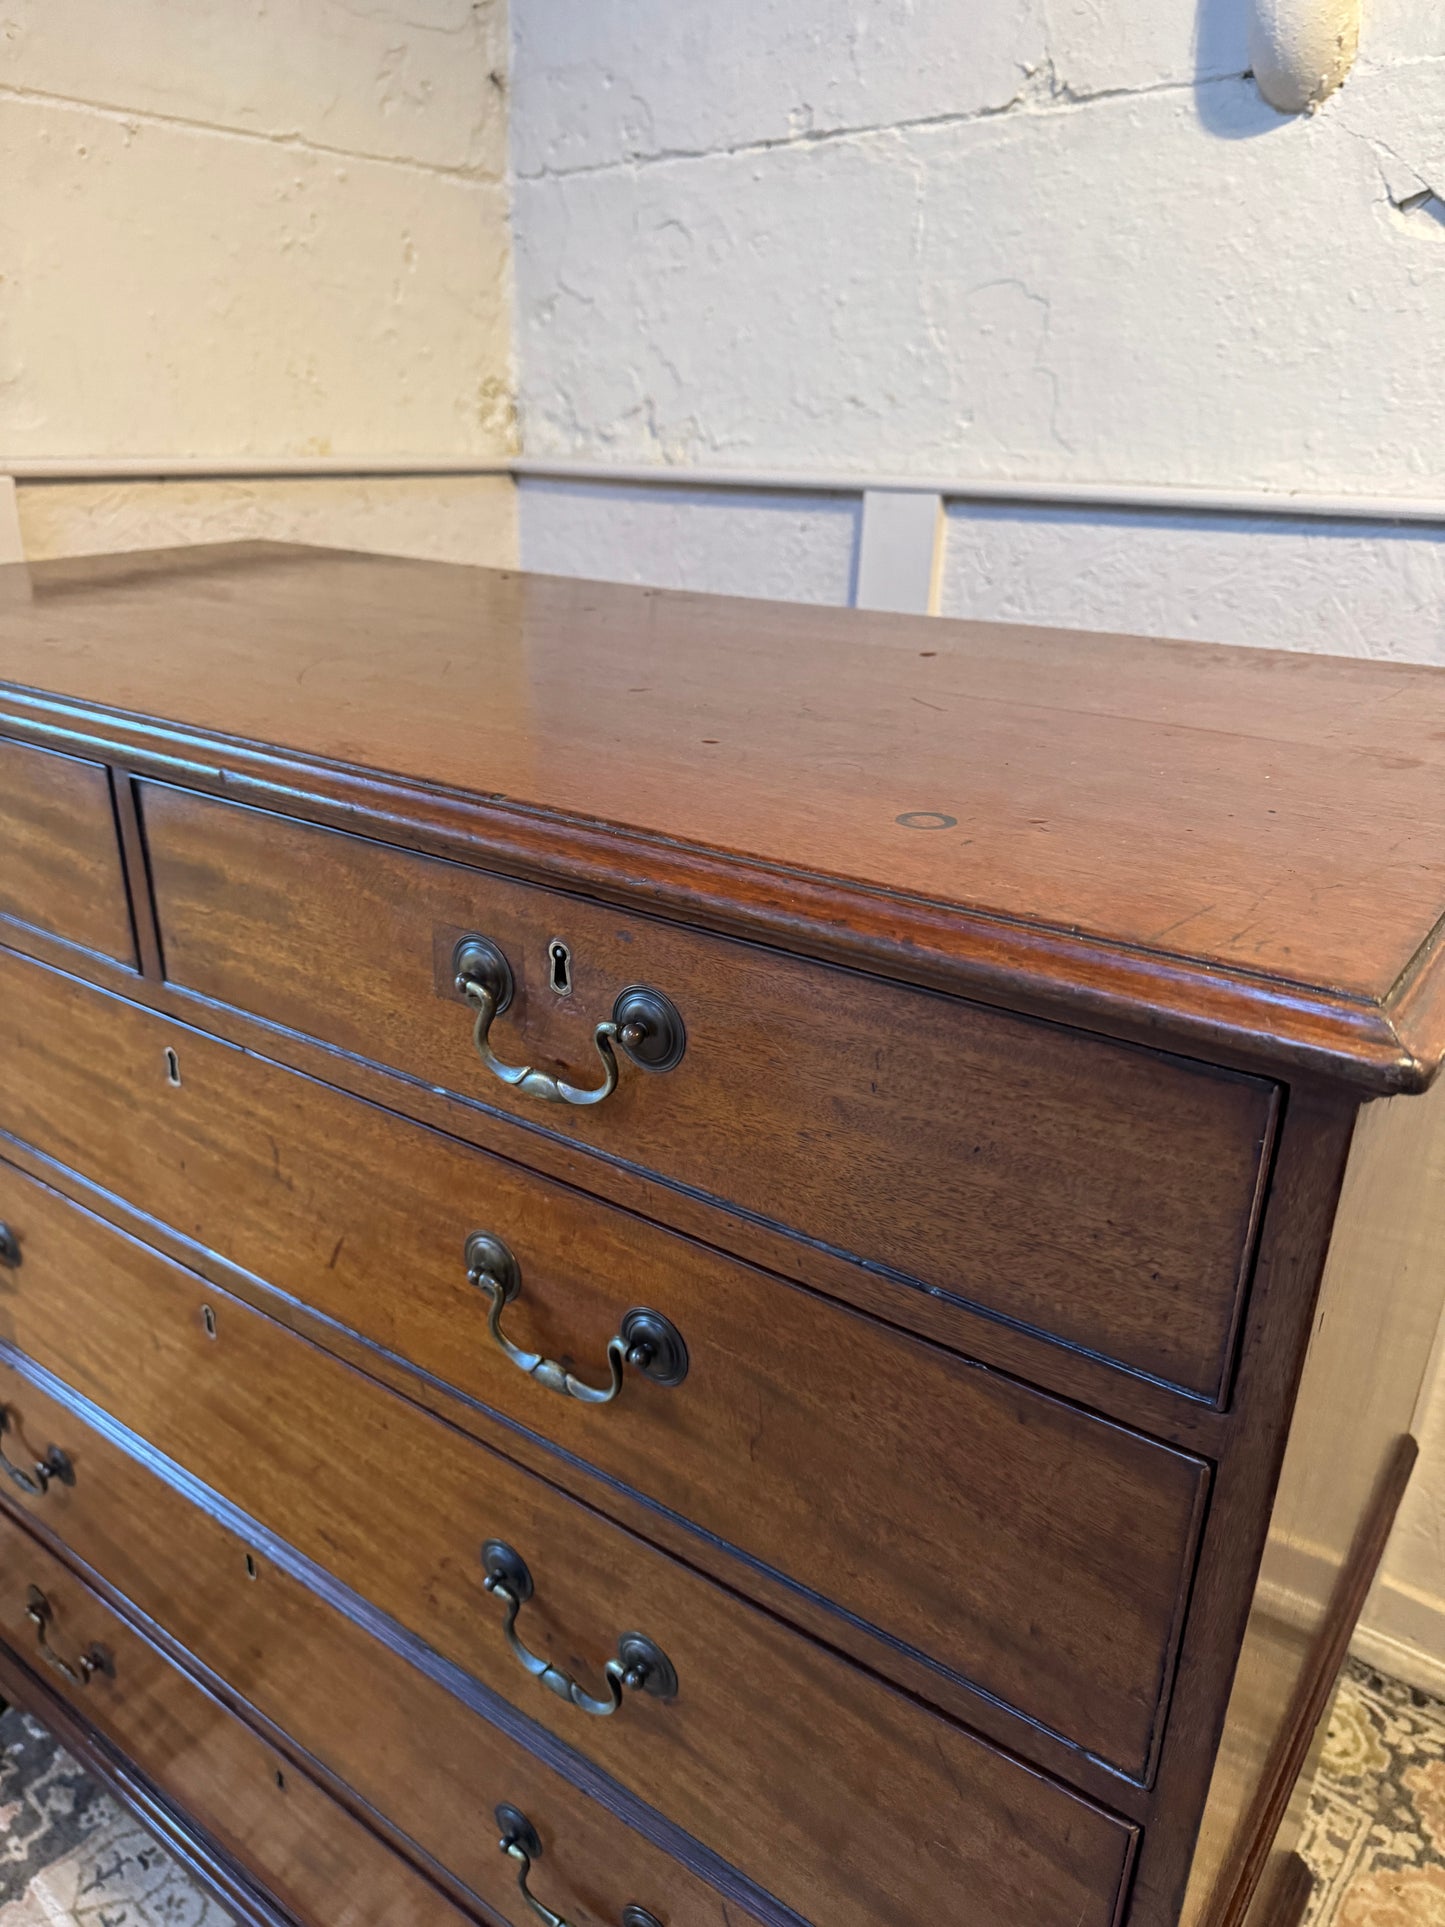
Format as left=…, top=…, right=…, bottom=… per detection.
left=854, top=491, right=945, bottom=615
left=1251, top=0, right=1361, bottom=112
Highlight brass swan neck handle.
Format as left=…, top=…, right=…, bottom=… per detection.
left=481, top=1539, right=678, bottom=1720
left=494, top=1804, right=662, bottom=1927
left=452, top=937, right=684, bottom=1109
left=0, top=1406, right=74, bottom=1500
left=25, top=1586, right=108, bottom=1687
left=464, top=1232, right=688, bottom=1407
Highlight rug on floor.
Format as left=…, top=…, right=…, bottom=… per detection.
left=0, top=1706, right=231, bottom=1925
left=0, top=1658, right=1441, bottom=1924
left=1301, top=1659, right=1445, bottom=1924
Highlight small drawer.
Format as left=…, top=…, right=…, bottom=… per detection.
left=0, top=1507, right=473, bottom=1927
left=139, top=783, right=1277, bottom=1400
left=0, top=736, right=134, bottom=964
left=0, top=1163, right=1138, bottom=1927
left=0, top=947, right=1208, bottom=1779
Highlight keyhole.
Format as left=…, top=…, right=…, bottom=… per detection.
left=244, top=1552, right=258, bottom=1580
left=164, top=1047, right=181, bottom=1087
left=202, top=1305, right=217, bottom=1339
left=548, top=939, right=572, bottom=996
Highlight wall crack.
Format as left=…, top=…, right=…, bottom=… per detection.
left=514, top=68, right=1252, bottom=185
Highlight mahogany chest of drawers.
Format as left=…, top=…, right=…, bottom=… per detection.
left=1, top=540, right=1443, bottom=1927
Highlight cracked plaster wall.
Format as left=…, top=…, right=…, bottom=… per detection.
left=511, top=0, right=1445, bottom=635
left=2, top=0, right=517, bottom=563
left=510, top=0, right=1445, bottom=1680
left=511, top=0, right=1443, bottom=489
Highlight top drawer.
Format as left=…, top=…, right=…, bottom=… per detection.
left=0, top=737, right=134, bottom=965
left=141, top=783, right=1277, bottom=1399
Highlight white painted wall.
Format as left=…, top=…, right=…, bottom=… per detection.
left=938, top=506, right=1445, bottom=659
left=519, top=479, right=860, bottom=602
left=1, top=0, right=517, bottom=564
left=508, top=0, right=1445, bottom=1683
left=511, top=0, right=1443, bottom=491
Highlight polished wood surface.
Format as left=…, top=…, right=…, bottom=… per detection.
left=7, top=541, right=1445, bottom=1082
left=1249, top=1855, right=1315, bottom=1927
left=1184, top=1065, right=1445, bottom=1925
left=1096, top=1085, right=1361, bottom=1927
left=0, top=735, right=134, bottom=965
left=0, top=1159, right=1137, bottom=1927
left=0, top=1636, right=300, bottom=1927
left=0, top=947, right=1209, bottom=1778
left=1207, top=1437, right=1416, bottom=1927
left=0, top=1506, right=477, bottom=1927
left=0, top=1355, right=770, bottom=1927
left=141, top=781, right=1277, bottom=1399
left=4, top=542, right=1443, bottom=1927
left=2, top=539, right=1445, bottom=1010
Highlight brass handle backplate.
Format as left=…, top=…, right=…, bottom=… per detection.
left=465, top=1232, right=688, bottom=1406
left=24, top=1586, right=109, bottom=1688
left=481, top=1539, right=678, bottom=1719
left=495, top=1803, right=663, bottom=1927
left=453, top=937, right=685, bottom=1109
left=0, top=1407, right=73, bottom=1500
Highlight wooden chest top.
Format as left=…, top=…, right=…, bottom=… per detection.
left=3, top=539, right=1445, bottom=1091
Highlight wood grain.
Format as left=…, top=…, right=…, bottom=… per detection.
left=6, top=539, right=1444, bottom=1927
left=1179, top=1067, right=1445, bottom=1927
left=4, top=541, right=1445, bottom=1086
left=0, top=1635, right=302, bottom=1927
left=140, top=781, right=1277, bottom=1401
left=1204, top=1438, right=1416, bottom=1927
left=0, top=735, right=134, bottom=965
left=0, top=946, right=1209, bottom=1779
left=1249, top=1855, right=1314, bottom=1927
left=3, top=539, right=1445, bottom=1005
left=0, top=1356, right=773, bottom=1927
left=1120, top=1091, right=1360, bottom=1927
left=0, top=1505, right=478, bottom=1927
left=0, top=1159, right=1137, bottom=1927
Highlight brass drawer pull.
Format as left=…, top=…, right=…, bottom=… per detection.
left=0, top=1407, right=74, bottom=1499
left=496, top=1803, right=662, bottom=1927
left=481, top=1540, right=677, bottom=1718
left=24, top=1586, right=108, bottom=1687
left=465, top=1233, right=688, bottom=1406
left=453, top=937, right=684, bottom=1109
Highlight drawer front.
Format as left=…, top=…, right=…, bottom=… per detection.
left=0, top=948, right=1208, bottom=1777
left=0, top=1508, right=472, bottom=1927
left=0, top=736, right=133, bottom=964
left=0, top=1164, right=1137, bottom=1927
left=140, top=783, right=1276, bottom=1399
left=0, top=1359, right=763, bottom=1927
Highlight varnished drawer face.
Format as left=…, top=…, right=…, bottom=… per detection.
left=0, top=736, right=133, bottom=964
left=0, top=1508, right=471, bottom=1927
left=139, top=784, right=1277, bottom=1400
left=0, top=949, right=1208, bottom=1779
left=0, top=1359, right=764, bottom=1927
left=0, top=1165, right=1138, bottom=1927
